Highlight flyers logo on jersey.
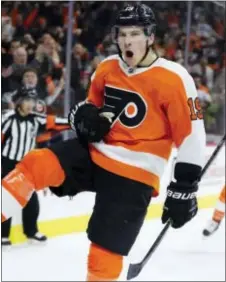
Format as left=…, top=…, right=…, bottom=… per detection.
left=103, top=85, right=147, bottom=128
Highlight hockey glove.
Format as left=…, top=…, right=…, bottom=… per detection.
left=68, top=102, right=113, bottom=142
left=161, top=181, right=198, bottom=228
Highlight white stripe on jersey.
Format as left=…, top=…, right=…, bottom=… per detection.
left=55, top=117, right=69, bottom=124
left=92, top=141, right=167, bottom=178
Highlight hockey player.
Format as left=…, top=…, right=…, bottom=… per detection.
left=2, top=4, right=206, bottom=281
left=203, top=185, right=225, bottom=236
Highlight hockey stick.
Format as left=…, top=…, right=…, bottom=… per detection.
left=198, top=134, right=225, bottom=180
left=127, top=219, right=171, bottom=280
left=127, top=133, right=226, bottom=280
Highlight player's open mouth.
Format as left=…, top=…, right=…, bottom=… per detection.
left=125, top=50, right=134, bottom=57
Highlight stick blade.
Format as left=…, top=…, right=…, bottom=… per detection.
left=127, top=262, right=143, bottom=280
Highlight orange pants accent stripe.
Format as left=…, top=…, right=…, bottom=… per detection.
left=87, top=243, right=123, bottom=281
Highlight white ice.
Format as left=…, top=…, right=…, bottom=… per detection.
left=2, top=208, right=225, bottom=281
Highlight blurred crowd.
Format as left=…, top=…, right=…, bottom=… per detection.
left=2, top=1, right=225, bottom=135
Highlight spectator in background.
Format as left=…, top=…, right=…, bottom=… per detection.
left=13, top=13, right=26, bottom=38
left=10, top=38, right=21, bottom=54
left=70, top=43, right=92, bottom=101
left=42, top=37, right=62, bottom=66
left=214, top=19, right=224, bottom=38
left=164, top=38, right=177, bottom=60
left=174, top=49, right=184, bottom=65
left=12, top=46, right=28, bottom=67
left=21, top=33, right=36, bottom=61
left=94, top=35, right=117, bottom=63
left=32, top=40, right=56, bottom=76
left=192, top=72, right=212, bottom=109
left=155, top=8, right=168, bottom=38
left=33, top=16, right=49, bottom=41
left=2, top=47, right=28, bottom=94
left=50, top=26, right=66, bottom=49
left=190, top=57, right=214, bottom=90
left=3, top=67, right=64, bottom=111
left=30, top=37, right=65, bottom=106
left=2, top=68, right=44, bottom=110
left=196, top=14, right=221, bottom=39
left=2, top=39, right=20, bottom=69
left=167, top=7, right=180, bottom=29
left=154, top=37, right=165, bottom=57
left=1, top=16, right=15, bottom=42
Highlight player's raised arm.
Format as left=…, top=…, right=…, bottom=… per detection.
left=68, top=61, right=113, bottom=143
left=161, top=64, right=206, bottom=228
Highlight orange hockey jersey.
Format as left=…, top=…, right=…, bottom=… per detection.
left=87, top=55, right=206, bottom=196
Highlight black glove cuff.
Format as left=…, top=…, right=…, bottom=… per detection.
left=174, top=162, right=202, bottom=183
left=168, top=181, right=198, bottom=193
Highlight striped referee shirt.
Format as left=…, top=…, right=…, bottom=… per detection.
left=1, top=110, right=69, bottom=161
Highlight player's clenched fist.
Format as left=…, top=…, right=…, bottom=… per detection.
left=161, top=181, right=198, bottom=228
left=68, top=102, right=113, bottom=142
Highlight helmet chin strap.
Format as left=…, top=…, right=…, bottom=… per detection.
left=136, top=40, right=151, bottom=67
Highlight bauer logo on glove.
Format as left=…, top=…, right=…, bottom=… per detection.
left=167, top=189, right=196, bottom=200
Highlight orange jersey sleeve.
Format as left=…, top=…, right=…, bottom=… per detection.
left=35, top=114, right=69, bottom=132
left=46, top=115, right=70, bottom=131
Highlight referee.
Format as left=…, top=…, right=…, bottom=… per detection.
left=1, top=85, right=69, bottom=246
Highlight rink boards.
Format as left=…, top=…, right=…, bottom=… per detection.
left=9, top=145, right=225, bottom=244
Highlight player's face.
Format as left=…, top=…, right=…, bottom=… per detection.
left=19, top=98, right=35, bottom=115
left=117, top=26, right=150, bottom=67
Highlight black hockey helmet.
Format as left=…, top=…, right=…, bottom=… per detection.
left=112, top=3, right=156, bottom=41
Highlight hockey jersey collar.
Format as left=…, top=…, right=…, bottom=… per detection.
left=118, top=55, right=160, bottom=76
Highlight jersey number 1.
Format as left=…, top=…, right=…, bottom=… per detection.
left=187, top=97, right=203, bottom=120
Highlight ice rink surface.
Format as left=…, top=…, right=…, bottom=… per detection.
left=2, top=208, right=225, bottom=281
